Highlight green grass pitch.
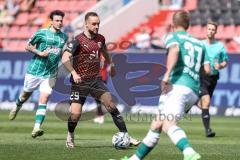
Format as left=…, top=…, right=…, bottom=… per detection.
left=0, top=111, right=240, bottom=160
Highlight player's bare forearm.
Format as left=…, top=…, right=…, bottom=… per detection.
left=25, top=44, right=41, bottom=55
left=101, top=46, right=112, bottom=65
left=62, top=51, right=76, bottom=74
left=163, top=45, right=179, bottom=81
left=26, top=44, right=48, bottom=57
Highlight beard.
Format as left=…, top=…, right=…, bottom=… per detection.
left=89, top=29, right=98, bottom=36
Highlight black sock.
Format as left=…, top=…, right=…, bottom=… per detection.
left=96, top=99, right=104, bottom=116
left=110, top=108, right=127, bottom=132
left=68, top=117, right=78, bottom=133
left=202, top=109, right=210, bottom=131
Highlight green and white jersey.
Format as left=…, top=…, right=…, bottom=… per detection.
left=163, top=30, right=209, bottom=95
left=201, top=40, right=228, bottom=75
left=27, top=28, right=68, bottom=78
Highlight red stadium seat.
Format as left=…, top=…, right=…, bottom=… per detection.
left=14, top=13, right=29, bottom=26
left=223, top=26, right=236, bottom=39
left=189, top=25, right=203, bottom=39
left=215, top=25, right=224, bottom=39
left=0, top=26, right=9, bottom=39
left=8, top=26, right=20, bottom=39
left=18, top=26, right=30, bottom=39
left=184, top=0, right=197, bottom=11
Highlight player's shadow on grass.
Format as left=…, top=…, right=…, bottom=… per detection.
left=39, top=138, right=100, bottom=141
left=76, top=145, right=113, bottom=149
left=75, top=145, right=136, bottom=150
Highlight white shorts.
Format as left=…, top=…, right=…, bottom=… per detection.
left=158, top=85, right=198, bottom=121
left=23, top=74, right=56, bottom=94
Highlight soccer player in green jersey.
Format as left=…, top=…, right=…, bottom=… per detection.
left=121, top=10, right=211, bottom=160
left=9, top=10, right=68, bottom=138
left=199, top=21, right=228, bottom=137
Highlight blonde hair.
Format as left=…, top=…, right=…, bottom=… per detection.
left=172, top=10, right=190, bottom=30
left=207, top=21, right=218, bottom=30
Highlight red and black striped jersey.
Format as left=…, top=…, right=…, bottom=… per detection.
left=65, top=32, right=105, bottom=82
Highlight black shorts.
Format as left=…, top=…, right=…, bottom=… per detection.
left=200, top=73, right=219, bottom=97
left=70, top=77, right=109, bottom=105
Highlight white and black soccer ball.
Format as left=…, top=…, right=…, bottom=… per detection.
left=112, top=132, right=130, bottom=149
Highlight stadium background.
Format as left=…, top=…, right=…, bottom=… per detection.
left=0, top=1, right=240, bottom=160
left=0, top=0, right=240, bottom=117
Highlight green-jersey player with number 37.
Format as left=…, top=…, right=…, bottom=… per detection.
left=121, top=10, right=211, bottom=160
left=9, top=10, right=68, bottom=138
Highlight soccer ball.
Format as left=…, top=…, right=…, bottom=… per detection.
left=112, top=132, right=130, bottom=149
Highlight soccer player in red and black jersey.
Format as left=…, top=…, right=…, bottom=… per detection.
left=62, top=12, right=140, bottom=148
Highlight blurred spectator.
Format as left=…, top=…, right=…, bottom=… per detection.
left=134, top=28, right=151, bottom=50
left=0, top=0, right=21, bottom=25
left=20, top=0, right=36, bottom=12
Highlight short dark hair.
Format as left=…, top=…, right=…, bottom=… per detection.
left=207, top=21, right=218, bottom=30
left=173, top=10, right=190, bottom=30
left=49, top=10, right=65, bottom=20
left=85, top=12, right=98, bottom=21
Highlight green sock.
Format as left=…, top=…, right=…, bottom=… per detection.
left=135, top=130, right=160, bottom=159
left=167, top=125, right=194, bottom=154
left=34, top=104, right=46, bottom=129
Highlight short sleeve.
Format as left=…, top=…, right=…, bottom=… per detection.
left=64, top=39, right=80, bottom=55
left=162, top=33, right=179, bottom=49
left=28, top=30, right=43, bottom=45
left=220, top=45, right=229, bottom=62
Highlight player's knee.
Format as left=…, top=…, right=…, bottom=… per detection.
left=162, top=120, right=177, bottom=133
left=151, top=119, right=163, bottom=131
left=201, top=96, right=210, bottom=108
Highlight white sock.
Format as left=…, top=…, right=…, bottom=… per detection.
left=34, top=123, right=41, bottom=130
left=167, top=125, right=195, bottom=154
left=142, top=130, right=160, bottom=147
left=183, top=147, right=196, bottom=155
left=129, top=154, right=140, bottom=160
